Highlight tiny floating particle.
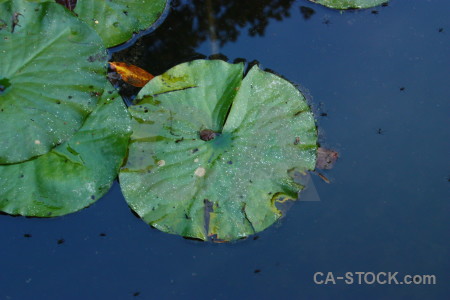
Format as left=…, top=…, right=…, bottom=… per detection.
left=157, top=160, right=165, bottom=167
left=194, top=167, right=206, bottom=177
left=34, top=140, right=41, bottom=145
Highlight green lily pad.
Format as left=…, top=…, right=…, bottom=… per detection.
left=308, top=0, right=388, bottom=9
left=119, top=60, right=318, bottom=241
left=0, top=0, right=107, bottom=164
left=0, top=83, right=131, bottom=217
left=73, top=0, right=168, bottom=48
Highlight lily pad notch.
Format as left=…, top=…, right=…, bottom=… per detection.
left=120, top=59, right=318, bottom=241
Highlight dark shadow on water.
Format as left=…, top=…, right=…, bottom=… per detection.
left=112, top=0, right=297, bottom=77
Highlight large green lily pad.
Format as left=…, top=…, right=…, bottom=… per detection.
left=119, top=60, right=318, bottom=241
left=0, top=0, right=107, bottom=164
left=308, top=0, right=388, bottom=9
left=73, top=0, right=168, bottom=48
left=0, top=83, right=131, bottom=217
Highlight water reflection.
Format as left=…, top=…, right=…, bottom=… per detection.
left=112, top=0, right=307, bottom=75
left=300, top=5, right=316, bottom=20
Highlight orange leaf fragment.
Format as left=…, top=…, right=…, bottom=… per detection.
left=108, top=62, right=154, bottom=87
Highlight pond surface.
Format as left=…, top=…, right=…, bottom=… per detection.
left=1, top=0, right=449, bottom=299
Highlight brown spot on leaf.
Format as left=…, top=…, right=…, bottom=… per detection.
left=199, top=129, right=217, bottom=141
left=11, top=12, right=23, bottom=33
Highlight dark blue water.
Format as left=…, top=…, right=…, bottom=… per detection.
left=1, top=0, right=449, bottom=299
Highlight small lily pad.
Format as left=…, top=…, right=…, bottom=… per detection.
left=0, top=83, right=131, bottom=217
left=120, top=60, right=318, bottom=241
left=73, top=0, right=168, bottom=48
left=0, top=0, right=107, bottom=164
left=308, top=0, right=388, bottom=9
